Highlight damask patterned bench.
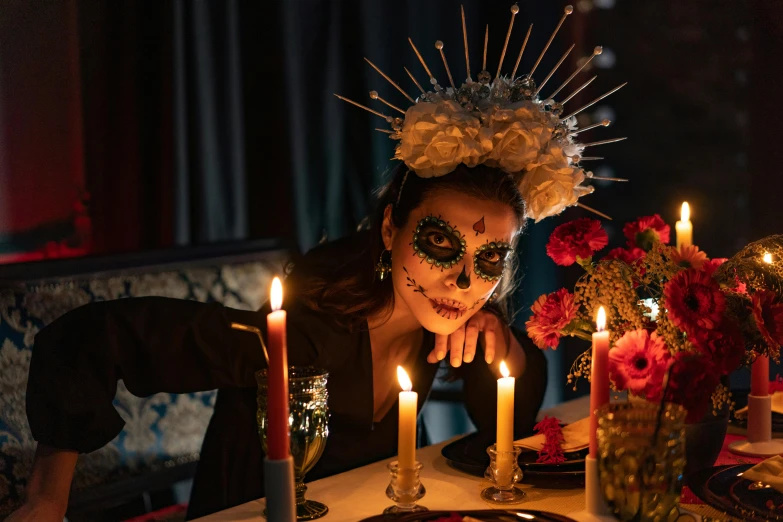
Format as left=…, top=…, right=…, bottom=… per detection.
left=0, top=246, right=285, bottom=520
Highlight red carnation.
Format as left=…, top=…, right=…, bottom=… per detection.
left=525, top=289, right=579, bottom=350
left=692, top=319, right=745, bottom=375
left=663, top=352, right=721, bottom=423
left=608, top=329, right=671, bottom=400
left=663, top=268, right=726, bottom=335
left=602, top=247, right=647, bottom=281
left=670, top=244, right=708, bottom=270
left=546, top=218, right=609, bottom=266
left=623, top=214, right=671, bottom=251
left=751, top=290, right=783, bottom=349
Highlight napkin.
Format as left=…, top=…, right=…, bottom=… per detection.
left=514, top=416, right=590, bottom=452
left=734, top=390, right=783, bottom=418
left=740, top=455, right=783, bottom=493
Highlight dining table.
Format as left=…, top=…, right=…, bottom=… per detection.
left=193, top=396, right=737, bottom=522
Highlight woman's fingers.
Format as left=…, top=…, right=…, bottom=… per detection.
left=484, top=326, right=497, bottom=363
left=428, top=334, right=449, bottom=363
left=463, top=317, right=480, bottom=363
left=450, top=324, right=466, bottom=367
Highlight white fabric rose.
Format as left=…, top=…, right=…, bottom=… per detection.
left=398, top=102, right=486, bottom=177
left=519, top=143, right=587, bottom=222
left=485, top=102, right=554, bottom=173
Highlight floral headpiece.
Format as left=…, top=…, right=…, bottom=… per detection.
left=336, top=4, right=627, bottom=222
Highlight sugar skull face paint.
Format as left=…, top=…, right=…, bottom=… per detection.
left=473, top=240, right=514, bottom=282
left=387, top=191, right=519, bottom=335
left=411, top=215, right=466, bottom=270
left=472, top=216, right=485, bottom=236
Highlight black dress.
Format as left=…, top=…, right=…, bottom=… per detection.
left=27, top=291, right=547, bottom=520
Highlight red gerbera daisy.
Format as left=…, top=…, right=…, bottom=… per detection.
left=546, top=218, right=609, bottom=266
left=663, top=268, right=726, bottom=334
left=525, top=289, right=579, bottom=350
left=751, top=290, right=783, bottom=349
left=623, top=214, right=671, bottom=251
left=692, top=319, right=745, bottom=375
left=608, top=329, right=670, bottom=400
left=663, top=352, right=721, bottom=423
left=670, top=244, right=708, bottom=270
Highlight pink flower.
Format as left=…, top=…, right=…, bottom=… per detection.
left=670, top=244, right=708, bottom=270
left=546, top=218, right=609, bottom=266
left=623, top=214, right=671, bottom=251
left=702, top=258, right=727, bottom=277
left=525, top=289, right=579, bottom=350
left=608, top=329, right=671, bottom=400
left=664, top=268, right=726, bottom=335
left=751, top=290, right=783, bottom=349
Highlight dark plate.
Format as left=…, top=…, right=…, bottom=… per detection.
left=359, top=508, right=577, bottom=521
left=685, top=463, right=783, bottom=521
left=441, top=432, right=586, bottom=488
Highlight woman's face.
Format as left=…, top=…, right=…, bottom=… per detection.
left=384, top=190, right=520, bottom=335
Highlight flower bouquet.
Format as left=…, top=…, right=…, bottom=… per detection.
left=526, top=215, right=783, bottom=422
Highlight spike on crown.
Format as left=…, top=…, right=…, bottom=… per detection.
left=335, top=3, right=627, bottom=222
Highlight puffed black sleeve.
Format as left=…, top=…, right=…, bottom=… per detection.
left=461, top=325, right=548, bottom=439
left=26, top=297, right=316, bottom=454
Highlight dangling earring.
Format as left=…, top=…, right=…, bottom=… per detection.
left=486, top=292, right=496, bottom=304
left=375, top=249, right=392, bottom=281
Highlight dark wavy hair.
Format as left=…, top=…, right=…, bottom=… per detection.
left=286, top=163, right=527, bottom=330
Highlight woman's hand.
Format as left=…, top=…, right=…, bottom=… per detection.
left=428, top=310, right=506, bottom=367
left=5, top=498, right=67, bottom=522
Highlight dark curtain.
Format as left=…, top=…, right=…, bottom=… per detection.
left=79, top=0, right=249, bottom=254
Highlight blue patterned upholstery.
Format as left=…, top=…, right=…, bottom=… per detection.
left=0, top=260, right=277, bottom=517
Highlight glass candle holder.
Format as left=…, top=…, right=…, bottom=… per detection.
left=384, top=460, right=427, bottom=514
left=257, top=366, right=330, bottom=521
left=597, top=401, right=686, bottom=522
left=481, top=445, right=525, bottom=504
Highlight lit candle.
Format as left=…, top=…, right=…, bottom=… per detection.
left=397, top=366, right=417, bottom=470
left=497, top=361, right=515, bottom=453
left=752, top=355, right=770, bottom=397
left=589, top=306, right=610, bottom=458
left=496, top=361, right=515, bottom=480
left=266, top=277, right=290, bottom=461
left=675, top=202, right=693, bottom=249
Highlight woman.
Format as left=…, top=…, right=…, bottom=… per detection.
left=9, top=163, right=548, bottom=521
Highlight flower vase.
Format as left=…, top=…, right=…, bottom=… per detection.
left=683, top=402, right=729, bottom=476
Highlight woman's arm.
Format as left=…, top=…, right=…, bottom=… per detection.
left=18, top=296, right=288, bottom=519
left=6, top=444, right=77, bottom=522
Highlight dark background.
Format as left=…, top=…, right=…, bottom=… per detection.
left=0, top=0, right=780, bottom=402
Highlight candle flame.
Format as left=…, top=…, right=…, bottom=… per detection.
left=499, top=360, right=510, bottom=378
left=680, top=201, right=690, bottom=222
left=596, top=306, right=606, bottom=332
left=397, top=366, right=412, bottom=392
left=764, top=252, right=773, bottom=264
left=270, top=277, right=283, bottom=311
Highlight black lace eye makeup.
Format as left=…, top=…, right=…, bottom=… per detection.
left=412, top=216, right=466, bottom=269
left=473, top=240, right=514, bottom=282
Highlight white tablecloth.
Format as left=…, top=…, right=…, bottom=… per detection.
left=193, top=396, right=732, bottom=521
